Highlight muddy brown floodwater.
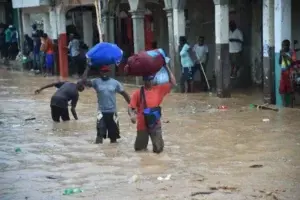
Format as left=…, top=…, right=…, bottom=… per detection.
left=0, top=68, right=300, bottom=200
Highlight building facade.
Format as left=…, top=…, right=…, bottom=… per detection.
left=11, top=0, right=300, bottom=106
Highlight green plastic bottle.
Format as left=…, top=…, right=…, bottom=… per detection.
left=63, top=188, right=83, bottom=195
left=15, top=147, right=21, bottom=153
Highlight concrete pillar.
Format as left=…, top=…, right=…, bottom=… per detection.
left=21, top=12, right=31, bottom=35
left=274, top=0, right=291, bottom=106
left=130, top=10, right=145, bottom=53
left=17, top=9, right=24, bottom=53
left=108, top=15, right=115, bottom=43
left=49, top=8, right=58, bottom=75
left=130, top=9, right=145, bottom=85
left=173, top=9, right=185, bottom=50
left=262, top=0, right=275, bottom=104
left=214, top=0, right=230, bottom=98
left=56, top=5, right=68, bottom=78
left=42, top=13, right=51, bottom=37
left=82, top=11, right=93, bottom=48
left=49, top=8, right=58, bottom=40
left=164, top=8, right=177, bottom=77
left=173, top=8, right=185, bottom=90
left=102, top=11, right=109, bottom=42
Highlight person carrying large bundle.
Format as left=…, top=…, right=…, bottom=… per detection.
left=127, top=48, right=176, bottom=154
left=82, top=42, right=130, bottom=144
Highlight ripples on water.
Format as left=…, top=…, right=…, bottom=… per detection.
left=0, top=69, right=300, bottom=200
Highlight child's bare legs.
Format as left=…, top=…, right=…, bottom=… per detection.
left=189, top=80, right=194, bottom=93
left=184, top=81, right=188, bottom=93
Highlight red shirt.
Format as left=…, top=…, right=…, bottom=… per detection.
left=41, top=38, right=54, bottom=54
left=129, top=83, right=172, bottom=131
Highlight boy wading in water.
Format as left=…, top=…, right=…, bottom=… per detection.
left=279, top=39, right=295, bottom=107
left=82, top=65, right=131, bottom=144
left=128, top=65, right=176, bottom=154
left=35, top=81, right=85, bottom=122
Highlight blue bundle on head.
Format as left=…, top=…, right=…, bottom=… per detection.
left=86, top=42, right=123, bottom=67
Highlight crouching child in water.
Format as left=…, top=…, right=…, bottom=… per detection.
left=128, top=65, right=176, bottom=154
left=279, top=39, right=296, bottom=107
left=35, top=81, right=85, bottom=122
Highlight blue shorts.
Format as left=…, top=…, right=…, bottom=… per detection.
left=45, top=53, right=54, bottom=69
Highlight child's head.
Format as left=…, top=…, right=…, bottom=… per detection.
left=282, top=39, right=290, bottom=52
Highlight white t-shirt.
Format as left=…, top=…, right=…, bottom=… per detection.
left=193, top=44, right=209, bottom=63
left=229, top=28, right=243, bottom=53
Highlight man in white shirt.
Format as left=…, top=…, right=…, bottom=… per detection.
left=68, top=33, right=80, bottom=77
left=229, top=20, right=243, bottom=78
left=192, top=36, right=209, bottom=90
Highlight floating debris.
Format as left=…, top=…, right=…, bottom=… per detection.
left=128, top=174, right=139, bottom=183
left=157, top=174, right=171, bottom=181
left=25, top=117, right=36, bottom=121
left=250, top=164, right=263, bottom=168
left=63, top=188, right=83, bottom=195
left=191, top=191, right=214, bottom=196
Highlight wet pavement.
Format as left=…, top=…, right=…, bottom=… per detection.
left=0, top=68, right=300, bottom=200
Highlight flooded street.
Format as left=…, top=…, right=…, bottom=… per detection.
left=1, top=68, right=300, bottom=200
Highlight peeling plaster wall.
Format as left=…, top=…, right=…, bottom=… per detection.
left=250, top=0, right=263, bottom=85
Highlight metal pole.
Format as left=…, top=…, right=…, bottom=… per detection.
left=17, top=8, right=24, bottom=53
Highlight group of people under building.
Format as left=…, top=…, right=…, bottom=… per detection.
left=1, top=23, right=88, bottom=77
left=23, top=24, right=55, bottom=76
left=179, top=20, right=244, bottom=93
left=0, top=24, right=19, bottom=64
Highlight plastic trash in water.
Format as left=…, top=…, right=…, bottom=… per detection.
left=63, top=188, right=83, bottom=195
left=157, top=174, right=172, bottom=181
left=218, top=105, right=228, bottom=110
left=128, top=174, right=139, bottom=183
left=262, top=118, right=270, bottom=122
left=15, top=147, right=21, bottom=153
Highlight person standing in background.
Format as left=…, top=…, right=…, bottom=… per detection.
left=23, top=34, right=33, bottom=70
left=192, top=36, right=209, bottom=91
left=23, top=34, right=33, bottom=57
left=68, top=33, right=81, bottom=77
left=279, top=39, right=295, bottom=107
left=78, top=42, right=88, bottom=76
left=11, top=27, right=19, bottom=60
left=4, top=25, right=13, bottom=64
left=32, top=32, right=42, bottom=74
left=229, top=20, right=243, bottom=78
left=179, top=36, right=194, bottom=93
left=40, top=33, right=54, bottom=76
left=31, top=24, right=38, bottom=37
left=0, top=24, right=6, bottom=61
